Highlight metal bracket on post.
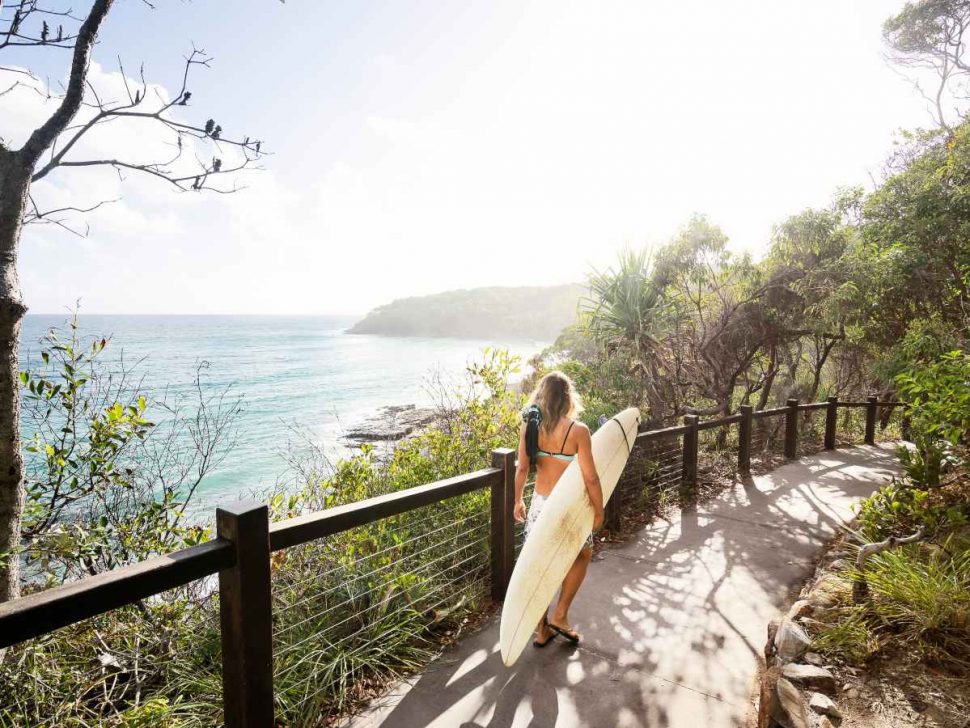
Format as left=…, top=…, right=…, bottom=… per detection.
left=738, top=405, right=753, bottom=474
left=784, top=399, right=799, bottom=459
left=824, top=395, right=838, bottom=450
left=490, top=448, right=515, bottom=601
left=217, top=500, right=274, bottom=728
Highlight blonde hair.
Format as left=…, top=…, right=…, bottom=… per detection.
left=527, top=371, right=583, bottom=435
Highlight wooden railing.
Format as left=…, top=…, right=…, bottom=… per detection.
left=0, top=396, right=905, bottom=727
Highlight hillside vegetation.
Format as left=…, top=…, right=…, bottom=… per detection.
left=4, top=3, right=970, bottom=726
left=347, top=284, right=584, bottom=340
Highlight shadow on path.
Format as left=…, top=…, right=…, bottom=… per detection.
left=347, top=445, right=901, bottom=728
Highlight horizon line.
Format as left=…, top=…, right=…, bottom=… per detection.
left=24, top=312, right=367, bottom=318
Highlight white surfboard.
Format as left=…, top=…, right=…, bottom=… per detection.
left=499, top=407, right=640, bottom=667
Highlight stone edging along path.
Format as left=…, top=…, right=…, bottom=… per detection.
left=347, top=444, right=902, bottom=728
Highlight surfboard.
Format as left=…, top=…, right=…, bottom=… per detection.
left=499, top=407, right=641, bottom=667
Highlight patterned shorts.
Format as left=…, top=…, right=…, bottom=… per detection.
left=524, top=492, right=594, bottom=549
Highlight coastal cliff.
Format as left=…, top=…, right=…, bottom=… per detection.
left=347, top=284, right=584, bottom=340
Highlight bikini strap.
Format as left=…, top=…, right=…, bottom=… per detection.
left=559, top=420, right=575, bottom=453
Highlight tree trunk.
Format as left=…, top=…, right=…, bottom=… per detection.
left=0, top=150, right=30, bottom=602
left=757, top=344, right=778, bottom=411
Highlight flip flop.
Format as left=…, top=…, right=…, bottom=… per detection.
left=533, top=616, right=555, bottom=648
left=532, top=632, right=556, bottom=648
left=548, top=622, right=581, bottom=645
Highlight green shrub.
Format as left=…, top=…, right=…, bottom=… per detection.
left=814, top=533, right=970, bottom=671
left=859, top=539, right=970, bottom=669
left=856, top=478, right=969, bottom=541
left=812, top=608, right=881, bottom=663
left=896, top=439, right=957, bottom=489
left=896, top=350, right=970, bottom=449
left=1, top=345, right=525, bottom=727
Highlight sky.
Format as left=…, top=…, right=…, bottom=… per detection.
left=0, top=0, right=939, bottom=315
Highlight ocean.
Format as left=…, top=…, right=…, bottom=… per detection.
left=20, top=315, right=543, bottom=510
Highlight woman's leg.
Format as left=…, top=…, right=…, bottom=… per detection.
left=549, top=546, right=593, bottom=632
left=534, top=611, right=554, bottom=644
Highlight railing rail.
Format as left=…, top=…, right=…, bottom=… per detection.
left=0, top=394, right=909, bottom=727
left=268, top=466, right=502, bottom=551
left=0, top=539, right=234, bottom=647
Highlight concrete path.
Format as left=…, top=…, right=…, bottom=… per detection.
left=348, top=444, right=902, bottom=728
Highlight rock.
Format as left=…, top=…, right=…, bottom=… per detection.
left=808, top=573, right=849, bottom=608
left=829, top=558, right=849, bottom=570
left=765, top=620, right=780, bottom=665
left=808, top=692, right=841, bottom=719
left=774, top=618, right=811, bottom=663
left=844, top=687, right=860, bottom=700
left=818, top=718, right=836, bottom=728
left=345, top=405, right=437, bottom=441
left=769, top=677, right=811, bottom=728
left=922, top=704, right=948, bottom=725
left=98, top=652, right=122, bottom=669
left=757, top=665, right=782, bottom=728
left=782, top=663, right=837, bottom=694
left=803, top=652, right=824, bottom=666
left=787, top=599, right=812, bottom=620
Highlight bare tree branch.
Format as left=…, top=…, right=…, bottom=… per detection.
left=1, top=0, right=83, bottom=50
left=22, top=193, right=118, bottom=236
left=19, top=0, right=114, bottom=163
left=27, top=48, right=266, bottom=193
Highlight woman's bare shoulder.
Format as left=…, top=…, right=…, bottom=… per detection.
left=570, top=421, right=591, bottom=438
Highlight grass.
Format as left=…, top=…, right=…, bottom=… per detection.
left=268, top=497, right=493, bottom=725
left=811, top=532, right=970, bottom=673
left=812, top=607, right=881, bottom=664
left=0, top=497, right=495, bottom=727
left=858, top=538, right=970, bottom=668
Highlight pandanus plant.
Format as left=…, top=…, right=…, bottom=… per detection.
left=583, top=248, right=672, bottom=426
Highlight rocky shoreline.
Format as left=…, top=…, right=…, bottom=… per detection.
left=344, top=404, right=438, bottom=443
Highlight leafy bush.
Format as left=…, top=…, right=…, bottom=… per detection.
left=16, top=317, right=240, bottom=586
left=896, top=350, right=970, bottom=448
left=894, top=350, right=970, bottom=488
left=896, top=439, right=958, bottom=489
left=856, top=478, right=969, bottom=541
left=1, top=338, right=525, bottom=727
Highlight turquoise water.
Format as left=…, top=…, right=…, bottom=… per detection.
left=20, top=315, right=543, bottom=509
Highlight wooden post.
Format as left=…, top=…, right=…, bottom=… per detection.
left=784, top=398, right=799, bottom=459
left=824, top=396, right=838, bottom=450
left=681, top=415, right=698, bottom=506
left=738, top=405, right=753, bottom=473
left=865, top=395, right=878, bottom=445
left=217, top=500, right=274, bottom=728
left=490, top=448, right=515, bottom=601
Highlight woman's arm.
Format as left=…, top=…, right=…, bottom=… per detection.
left=513, top=423, right=530, bottom=523
left=576, top=424, right=604, bottom=530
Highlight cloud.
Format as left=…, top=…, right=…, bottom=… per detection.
left=1, top=1, right=934, bottom=316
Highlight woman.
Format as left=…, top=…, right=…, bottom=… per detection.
left=513, top=371, right=603, bottom=648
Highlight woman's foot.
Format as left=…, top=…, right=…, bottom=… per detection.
left=547, top=613, right=581, bottom=644
left=533, top=615, right=556, bottom=648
